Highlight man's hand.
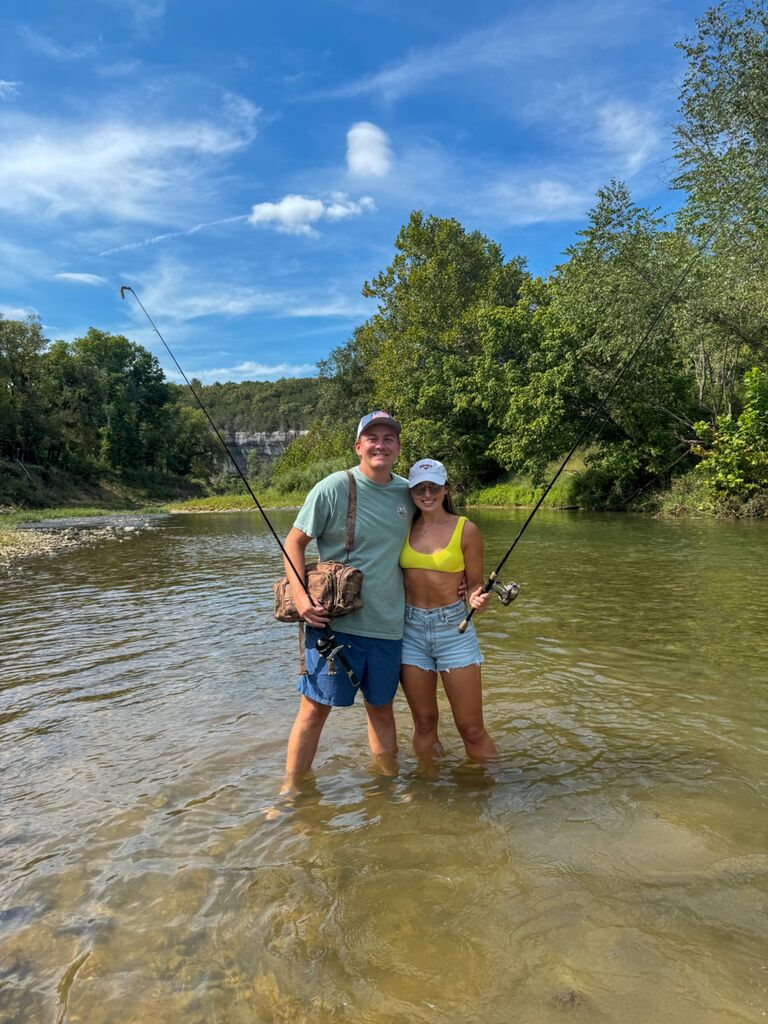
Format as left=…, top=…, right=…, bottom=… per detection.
left=468, top=586, right=490, bottom=614
left=456, top=574, right=468, bottom=600
left=295, top=591, right=330, bottom=629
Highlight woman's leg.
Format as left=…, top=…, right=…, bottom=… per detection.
left=400, top=664, right=441, bottom=753
left=440, top=665, right=497, bottom=761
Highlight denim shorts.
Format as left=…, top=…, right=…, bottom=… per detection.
left=401, top=600, right=484, bottom=673
left=298, top=628, right=402, bottom=708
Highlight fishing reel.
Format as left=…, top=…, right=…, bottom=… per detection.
left=316, top=632, right=360, bottom=687
left=489, top=579, right=520, bottom=605
left=316, top=633, right=346, bottom=662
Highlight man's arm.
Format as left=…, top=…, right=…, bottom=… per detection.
left=283, top=527, right=330, bottom=629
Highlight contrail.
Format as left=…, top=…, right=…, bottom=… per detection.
left=94, top=214, right=249, bottom=258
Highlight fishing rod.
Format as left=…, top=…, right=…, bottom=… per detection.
left=119, top=285, right=360, bottom=685
left=458, top=214, right=730, bottom=634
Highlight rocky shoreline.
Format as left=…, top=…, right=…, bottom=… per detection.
left=0, top=514, right=168, bottom=573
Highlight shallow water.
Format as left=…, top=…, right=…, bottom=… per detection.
left=1, top=509, right=767, bottom=1023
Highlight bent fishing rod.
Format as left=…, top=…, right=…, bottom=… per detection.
left=119, top=285, right=360, bottom=685
left=458, top=213, right=730, bottom=635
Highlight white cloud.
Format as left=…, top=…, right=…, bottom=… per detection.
left=54, top=272, right=108, bottom=286
left=129, top=259, right=370, bottom=325
left=0, top=99, right=259, bottom=223
left=249, top=196, right=325, bottom=236
left=0, top=304, right=39, bottom=320
left=18, top=26, right=97, bottom=61
left=0, top=81, right=21, bottom=101
left=474, top=174, right=592, bottom=226
left=123, top=0, right=166, bottom=30
left=347, top=122, right=392, bottom=178
left=181, top=360, right=316, bottom=384
left=248, top=193, right=375, bottom=236
left=97, top=60, right=142, bottom=78
left=597, top=100, right=660, bottom=174
left=320, top=0, right=641, bottom=103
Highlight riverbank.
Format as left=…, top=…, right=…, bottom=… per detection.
left=0, top=509, right=169, bottom=573
left=3, top=468, right=765, bottom=573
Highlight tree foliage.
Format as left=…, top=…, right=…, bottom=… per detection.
left=694, top=366, right=768, bottom=495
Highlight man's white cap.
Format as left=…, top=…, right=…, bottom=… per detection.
left=408, top=458, right=448, bottom=488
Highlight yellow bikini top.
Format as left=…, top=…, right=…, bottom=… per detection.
left=399, top=516, right=466, bottom=573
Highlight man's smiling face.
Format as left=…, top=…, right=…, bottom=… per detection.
left=354, top=424, right=401, bottom=479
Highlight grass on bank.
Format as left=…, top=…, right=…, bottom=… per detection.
left=462, top=459, right=583, bottom=509
left=651, top=470, right=768, bottom=518
left=165, top=487, right=307, bottom=512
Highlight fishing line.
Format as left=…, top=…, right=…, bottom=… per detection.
left=461, top=52, right=768, bottom=635
left=458, top=211, right=737, bottom=634
left=120, top=285, right=360, bottom=685
left=619, top=446, right=695, bottom=510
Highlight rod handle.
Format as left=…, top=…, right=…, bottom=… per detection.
left=458, top=617, right=469, bottom=634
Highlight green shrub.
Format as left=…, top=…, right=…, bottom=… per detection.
left=694, top=367, right=768, bottom=498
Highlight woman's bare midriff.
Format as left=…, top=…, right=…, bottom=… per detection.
left=403, top=567, right=464, bottom=609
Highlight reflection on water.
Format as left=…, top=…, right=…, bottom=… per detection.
left=1, top=510, right=767, bottom=1023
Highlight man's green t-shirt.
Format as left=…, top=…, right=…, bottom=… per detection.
left=293, top=466, right=411, bottom=640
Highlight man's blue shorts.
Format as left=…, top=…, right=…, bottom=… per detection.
left=298, top=628, right=402, bottom=708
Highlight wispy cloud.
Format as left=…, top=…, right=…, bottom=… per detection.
left=18, top=25, right=97, bottom=61
left=0, top=97, right=260, bottom=223
left=318, top=0, right=642, bottom=103
left=95, top=216, right=249, bottom=257
left=347, top=122, right=392, bottom=178
left=248, top=193, right=375, bottom=236
left=130, top=259, right=370, bottom=324
left=0, top=81, right=21, bottom=101
left=54, top=272, right=108, bottom=286
left=96, top=60, right=142, bottom=78
left=121, top=0, right=167, bottom=31
left=0, top=304, right=39, bottom=320
left=177, top=360, right=317, bottom=384
left=597, top=100, right=661, bottom=175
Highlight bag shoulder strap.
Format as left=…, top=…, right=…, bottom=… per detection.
left=344, top=470, right=357, bottom=556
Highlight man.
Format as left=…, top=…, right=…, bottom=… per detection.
left=282, top=411, right=411, bottom=776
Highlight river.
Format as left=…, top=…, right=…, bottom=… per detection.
left=1, top=509, right=766, bottom=1023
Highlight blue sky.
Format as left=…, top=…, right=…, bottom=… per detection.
left=1, top=0, right=708, bottom=383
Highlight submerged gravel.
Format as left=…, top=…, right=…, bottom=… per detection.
left=0, top=514, right=168, bottom=573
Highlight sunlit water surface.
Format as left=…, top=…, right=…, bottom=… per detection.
left=1, top=510, right=767, bottom=1024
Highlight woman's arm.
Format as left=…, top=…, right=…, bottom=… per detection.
left=461, top=520, right=491, bottom=614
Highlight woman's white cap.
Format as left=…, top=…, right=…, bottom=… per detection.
left=408, top=458, right=448, bottom=487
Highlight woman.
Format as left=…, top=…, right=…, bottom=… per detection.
left=399, top=458, right=496, bottom=761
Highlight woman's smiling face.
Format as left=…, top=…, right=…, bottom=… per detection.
left=411, top=481, right=447, bottom=512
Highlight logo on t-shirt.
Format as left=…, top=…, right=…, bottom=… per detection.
left=397, top=504, right=408, bottom=518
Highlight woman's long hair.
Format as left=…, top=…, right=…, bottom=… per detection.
left=411, top=485, right=458, bottom=521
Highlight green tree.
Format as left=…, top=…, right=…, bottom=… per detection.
left=674, top=1, right=768, bottom=256
left=694, top=366, right=768, bottom=497
left=70, top=329, right=169, bottom=470
left=357, top=211, right=528, bottom=482
left=0, top=316, right=48, bottom=461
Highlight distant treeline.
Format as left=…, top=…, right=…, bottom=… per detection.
left=176, top=378, right=320, bottom=434
left=0, top=319, right=318, bottom=483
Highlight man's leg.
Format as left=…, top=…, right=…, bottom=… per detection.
left=285, top=695, right=332, bottom=776
left=360, top=635, right=401, bottom=768
left=364, top=700, right=397, bottom=756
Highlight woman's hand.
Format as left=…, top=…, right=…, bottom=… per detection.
left=468, top=586, right=490, bottom=614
